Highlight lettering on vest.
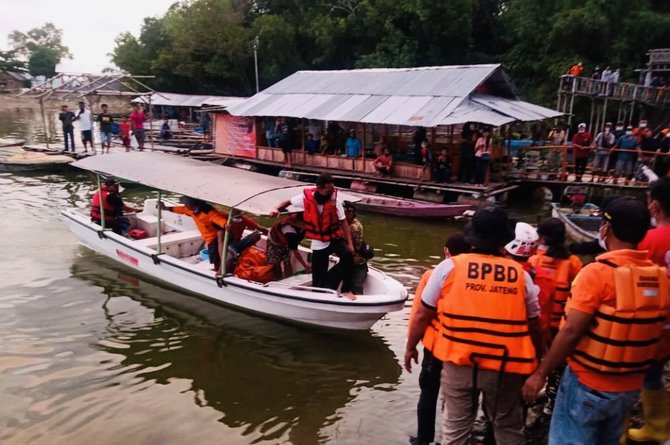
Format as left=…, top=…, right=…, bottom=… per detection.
left=467, top=261, right=519, bottom=282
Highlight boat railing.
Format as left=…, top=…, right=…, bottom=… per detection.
left=265, top=281, right=341, bottom=296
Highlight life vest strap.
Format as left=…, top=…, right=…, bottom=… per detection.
left=442, top=324, right=530, bottom=337
left=441, top=311, right=527, bottom=326
left=571, top=352, right=650, bottom=375
left=572, top=349, right=653, bottom=370
left=595, top=310, right=666, bottom=325
left=442, top=333, right=534, bottom=363
left=587, top=331, right=661, bottom=347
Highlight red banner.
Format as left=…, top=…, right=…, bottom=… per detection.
left=214, top=114, right=257, bottom=158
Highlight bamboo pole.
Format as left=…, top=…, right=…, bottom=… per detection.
left=97, top=174, right=106, bottom=230
left=156, top=191, right=162, bottom=254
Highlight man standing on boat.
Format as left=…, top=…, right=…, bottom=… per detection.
left=270, top=173, right=356, bottom=300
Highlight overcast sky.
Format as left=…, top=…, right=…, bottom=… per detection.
left=0, top=0, right=177, bottom=73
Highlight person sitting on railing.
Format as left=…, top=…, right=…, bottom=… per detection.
left=592, top=122, right=615, bottom=183
left=568, top=62, right=583, bottom=77
left=614, top=126, right=638, bottom=185
left=572, top=123, right=593, bottom=182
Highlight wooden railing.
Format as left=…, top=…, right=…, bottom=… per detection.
left=559, top=75, right=670, bottom=106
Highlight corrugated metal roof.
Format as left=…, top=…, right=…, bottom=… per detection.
left=132, top=92, right=246, bottom=108
left=226, top=65, right=561, bottom=127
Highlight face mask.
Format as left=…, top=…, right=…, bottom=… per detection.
left=626, top=131, right=632, bottom=136
left=640, top=124, right=647, bottom=128
left=650, top=217, right=657, bottom=228
left=314, top=192, right=332, bottom=204
left=616, top=126, right=623, bottom=131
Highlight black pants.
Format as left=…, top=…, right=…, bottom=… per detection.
left=311, top=238, right=353, bottom=292
left=417, top=347, right=443, bottom=443
left=458, top=155, right=474, bottom=183
left=574, top=157, right=588, bottom=178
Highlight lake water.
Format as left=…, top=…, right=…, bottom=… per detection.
left=0, top=108, right=549, bottom=444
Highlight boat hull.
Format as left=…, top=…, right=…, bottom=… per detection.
left=62, top=209, right=407, bottom=330
left=551, top=203, right=599, bottom=243
left=355, top=199, right=471, bottom=218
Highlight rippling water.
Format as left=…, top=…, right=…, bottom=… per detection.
left=0, top=109, right=550, bottom=444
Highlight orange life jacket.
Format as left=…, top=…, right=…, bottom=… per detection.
left=268, top=217, right=302, bottom=248
left=234, top=247, right=275, bottom=283
left=431, top=254, right=537, bottom=375
left=302, top=188, right=343, bottom=242
left=529, top=252, right=574, bottom=329
left=90, top=186, right=115, bottom=222
left=569, top=259, right=669, bottom=376
left=408, top=269, right=440, bottom=352
left=522, top=262, right=557, bottom=345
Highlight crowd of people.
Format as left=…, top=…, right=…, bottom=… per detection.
left=405, top=177, right=670, bottom=445
left=57, top=103, right=157, bottom=153
left=565, top=120, right=670, bottom=184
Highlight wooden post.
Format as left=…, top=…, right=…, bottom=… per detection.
left=588, top=98, right=595, bottom=131
left=156, top=190, right=162, bottom=254
left=40, top=97, right=50, bottom=149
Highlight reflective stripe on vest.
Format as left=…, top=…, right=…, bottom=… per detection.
left=432, top=254, right=537, bottom=375
left=529, top=253, right=573, bottom=328
left=570, top=260, right=669, bottom=376
left=90, top=187, right=115, bottom=221
left=302, top=188, right=344, bottom=242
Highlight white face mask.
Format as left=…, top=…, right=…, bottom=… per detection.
left=626, top=131, right=632, bottom=135
left=598, top=225, right=608, bottom=251
left=651, top=217, right=657, bottom=228
left=616, top=126, right=623, bottom=131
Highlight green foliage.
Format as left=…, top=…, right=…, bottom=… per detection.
left=8, top=23, right=71, bottom=77
left=110, top=0, right=670, bottom=102
left=0, top=50, right=26, bottom=73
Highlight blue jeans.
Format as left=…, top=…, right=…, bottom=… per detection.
left=549, top=366, right=639, bottom=445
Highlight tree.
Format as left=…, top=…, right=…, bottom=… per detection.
left=0, top=50, right=26, bottom=73
left=8, top=23, right=71, bottom=76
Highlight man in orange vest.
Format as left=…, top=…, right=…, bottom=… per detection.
left=406, top=206, right=542, bottom=445
left=522, top=197, right=669, bottom=444
left=408, top=233, right=471, bottom=445
left=270, top=173, right=355, bottom=299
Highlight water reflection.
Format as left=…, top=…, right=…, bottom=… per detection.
left=70, top=255, right=402, bottom=444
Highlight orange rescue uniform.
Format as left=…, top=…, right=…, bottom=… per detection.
left=171, top=205, right=227, bottom=244
left=529, top=249, right=582, bottom=329
left=431, top=254, right=537, bottom=375
left=565, top=249, right=669, bottom=392
left=408, top=269, right=439, bottom=351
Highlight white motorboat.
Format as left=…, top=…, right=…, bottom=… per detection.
left=62, top=152, right=408, bottom=330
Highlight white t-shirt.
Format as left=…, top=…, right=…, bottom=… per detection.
left=421, top=257, right=540, bottom=319
left=77, top=109, right=92, bottom=131
left=289, top=192, right=345, bottom=251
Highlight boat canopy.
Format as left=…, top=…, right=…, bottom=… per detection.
left=72, top=152, right=361, bottom=215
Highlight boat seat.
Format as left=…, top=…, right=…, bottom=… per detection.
left=135, top=214, right=162, bottom=237
left=136, top=230, right=204, bottom=258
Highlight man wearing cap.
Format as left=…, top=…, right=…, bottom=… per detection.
left=592, top=122, right=615, bottom=182
left=405, top=206, right=541, bottom=445
left=522, top=197, right=669, bottom=444
left=90, top=179, right=140, bottom=235
left=572, top=123, right=593, bottom=182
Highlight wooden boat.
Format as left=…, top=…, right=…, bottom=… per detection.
left=355, top=195, right=472, bottom=218
left=550, top=202, right=601, bottom=243
left=0, top=147, right=73, bottom=172
left=62, top=152, right=407, bottom=330
left=0, top=137, right=25, bottom=148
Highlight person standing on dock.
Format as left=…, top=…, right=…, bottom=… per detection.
left=458, top=125, right=476, bottom=183
left=407, top=233, right=471, bottom=445
left=269, top=173, right=356, bottom=300
left=75, top=101, right=93, bottom=152
left=58, top=105, right=76, bottom=152
left=405, top=205, right=542, bottom=445
left=345, top=128, right=362, bottom=158
left=129, top=104, right=146, bottom=151
left=571, top=123, right=593, bottom=182
left=614, top=126, right=638, bottom=185
left=97, top=104, right=114, bottom=154
left=592, top=122, right=615, bottom=182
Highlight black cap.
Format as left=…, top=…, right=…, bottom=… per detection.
left=537, top=217, right=566, bottom=245
left=463, top=205, right=515, bottom=249
left=104, top=178, right=118, bottom=187
left=603, top=197, right=650, bottom=244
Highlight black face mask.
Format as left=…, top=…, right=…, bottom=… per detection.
left=314, top=192, right=332, bottom=204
